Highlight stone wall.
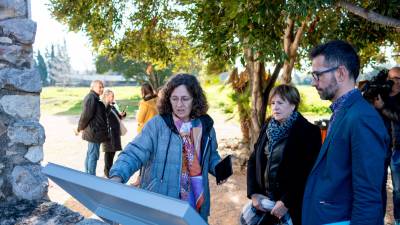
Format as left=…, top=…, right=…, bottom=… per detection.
left=0, top=0, right=48, bottom=204
left=0, top=2, right=107, bottom=224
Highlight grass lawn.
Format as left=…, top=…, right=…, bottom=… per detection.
left=40, top=84, right=331, bottom=119
left=297, top=85, right=331, bottom=116
left=41, top=86, right=141, bottom=116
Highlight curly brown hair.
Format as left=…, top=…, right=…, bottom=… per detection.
left=158, top=74, right=208, bottom=118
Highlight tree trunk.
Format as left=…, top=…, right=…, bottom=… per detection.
left=261, top=63, right=283, bottom=121
left=281, top=18, right=308, bottom=84
left=282, top=58, right=296, bottom=84
left=238, top=101, right=250, bottom=144
left=228, top=68, right=251, bottom=144
left=244, top=48, right=265, bottom=151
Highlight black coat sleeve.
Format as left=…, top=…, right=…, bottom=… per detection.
left=247, top=148, right=260, bottom=199
left=247, top=123, right=269, bottom=199
left=304, top=125, right=322, bottom=176
left=78, top=94, right=96, bottom=131
left=280, top=123, right=321, bottom=209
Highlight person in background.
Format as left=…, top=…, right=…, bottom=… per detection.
left=76, top=80, right=109, bottom=175
left=246, top=84, right=321, bottom=225
left=101, top=89, right=126, bottom=178
left=132, top=82, right=158, bottom=185
left=136, top=83, right=158, bottom=133
left=373, top=66, right=400, bottom=224
left=109, top=74, right=225, bottom=222
left=302, top=40, right=389, bottom=225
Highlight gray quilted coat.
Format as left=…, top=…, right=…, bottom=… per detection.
left=109, top=113, right=221, bottom=221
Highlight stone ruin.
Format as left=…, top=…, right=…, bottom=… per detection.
left=0, top=1, right=105, bottom=224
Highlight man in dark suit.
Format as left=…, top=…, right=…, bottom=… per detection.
left=76, top=80, right=109, bottom=175
left=302, top=40, right=390, bottom=225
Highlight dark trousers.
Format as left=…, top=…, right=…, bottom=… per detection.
left=104, top=152, right=116, bottom=178
left=382, top=149, right=391, bottom=215
left=391, top=150, right=400, bottom=221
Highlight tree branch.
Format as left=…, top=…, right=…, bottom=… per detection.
left=284, top=18, right=294, bottom=54
left=291, top=17, right=309, bottom=56
left=337, top=1, right=400, bottom=32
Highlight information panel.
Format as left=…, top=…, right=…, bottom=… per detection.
left=42, top=163, right=207, bottom=225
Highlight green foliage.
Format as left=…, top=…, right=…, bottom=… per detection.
left=298, top=88, right=330, bottom=115
left=96, top=54, right=147, bottom=80
left=47, top=0, right=400, bottom=142
left=48, top=0, right=124, bottom=50
left=200, top=74, right=221, bottom=86
left=297, top=85, right=331, bottom=116
left=229, top=85, right=251, bottom=122
left=35, top=50, right=48, bottom=86
left=48, top=0, right=203, bottom=73
left=95, top=54, right=173, bottom=87
left=48, top=0, right=400, bottom=78
left=204, top=59, right=229, bottom=76
left=185, top=0, right=400, bottom=70
left=298, top=1, right=400, bottom=68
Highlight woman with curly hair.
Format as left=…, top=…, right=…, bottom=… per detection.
left=109, top=74, right=224, bottom=222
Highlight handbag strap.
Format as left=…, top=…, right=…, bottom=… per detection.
left=110, top=108, right=121, bottom=122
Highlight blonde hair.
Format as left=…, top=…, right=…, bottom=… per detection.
left=101, top=88, right=114, bottom=103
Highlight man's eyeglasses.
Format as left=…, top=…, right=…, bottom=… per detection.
left=389, top=77, right=400, bottom=82
left=170, top=97, right=193, bottom=105
left=311, top=66, right=339, bottom=81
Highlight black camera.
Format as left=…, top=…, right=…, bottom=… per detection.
left=360, top=69, right=394, bottom=103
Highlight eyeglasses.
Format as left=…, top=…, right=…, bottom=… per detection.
left=170, top=96, right=193, bottom=105
left=389, top=77, right=400, bottom=82
left=311, top=66, right=339, bottom=81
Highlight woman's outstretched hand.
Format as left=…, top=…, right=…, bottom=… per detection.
left=109, top=176, right=122, bottom=183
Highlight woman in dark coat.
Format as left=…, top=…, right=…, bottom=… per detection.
left=101, top=89, right=126, bottom=178
left=246, top=84, right=321, bottom=225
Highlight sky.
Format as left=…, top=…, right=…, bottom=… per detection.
left=31, top=0, right=95, bottom=72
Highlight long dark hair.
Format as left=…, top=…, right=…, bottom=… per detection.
left=157, top=74, right=208, bottom=118
left=141, top=83, right=156, bottom=100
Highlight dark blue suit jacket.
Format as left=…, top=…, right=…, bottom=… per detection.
left=302, top=90, right=390, bottom=225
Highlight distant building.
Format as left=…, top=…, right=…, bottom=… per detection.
left=51, top=73, right=137, bottom=87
